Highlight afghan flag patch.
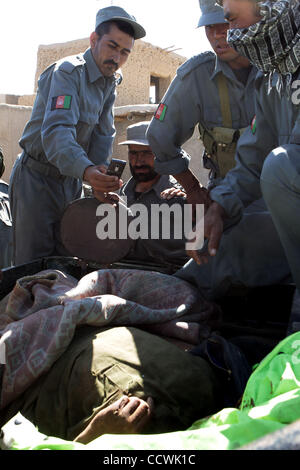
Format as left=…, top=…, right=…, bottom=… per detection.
left=154, top=103, right=167, bottom=121
left=51, top=95, right=72, bottom=110
left=251, top=115, right=256, bottom=134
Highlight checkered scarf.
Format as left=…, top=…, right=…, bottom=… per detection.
left=227, top=0, right=300, bottom=93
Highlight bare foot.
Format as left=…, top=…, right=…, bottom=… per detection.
left=74, top=396, right=154, bottom=444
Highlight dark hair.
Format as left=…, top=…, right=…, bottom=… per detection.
left=95, top=20, right=135, bottom=39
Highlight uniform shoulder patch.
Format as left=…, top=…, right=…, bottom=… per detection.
left=154, top=103, right=167, bottom=121
left=251, top=115, right=256, bottom=134
left=177, top=51, right=214, bottom=79
left=51, top=95, right=72, bottom=110
left=58, top=54, right=86, bottom=74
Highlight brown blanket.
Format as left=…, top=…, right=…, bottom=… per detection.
left=0, top=268, right=220, bottom=410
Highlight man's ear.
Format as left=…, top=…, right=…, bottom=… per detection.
left=90, top=31, right=99, bottom=50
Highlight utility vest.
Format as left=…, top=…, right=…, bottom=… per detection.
left=199, top=73, right=246, bottom=187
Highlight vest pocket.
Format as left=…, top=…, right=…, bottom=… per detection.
left=97, top=363, right=144, bottom=402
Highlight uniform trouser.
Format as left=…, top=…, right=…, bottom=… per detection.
left=175, top=198, right=292, bottom=300
left=261, top=145, right=300, bottom=290
left=9, top=154, right=82, bottom=265
left=5, top=326, right=221, bottom=441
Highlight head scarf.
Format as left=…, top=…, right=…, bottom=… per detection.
left=226, top=0, right=300, bottom=94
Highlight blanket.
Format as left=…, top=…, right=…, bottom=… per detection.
left=0, top=268, right=220, bottom=410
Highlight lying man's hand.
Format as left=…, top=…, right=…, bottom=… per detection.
left=74, top=395, right=154, bottom=444
left=186, top=202, right=226, bottom=265
left=83, top=165, right=123, bottom=193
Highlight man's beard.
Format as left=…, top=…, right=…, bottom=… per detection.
left=130, top=164, right=158, bottom=182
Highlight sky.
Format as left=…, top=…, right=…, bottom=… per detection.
left=0, top=0, right=212, bottom=96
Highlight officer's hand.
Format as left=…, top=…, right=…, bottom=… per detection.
left=93, top=191, right=120, bottom=207
left=186, top=202, right=226, bottom=265
left=184, top=185, right=212, bottom=226
left=186, top=185, right=211, bottom=211
left=83, top=165, right=122, bottom=193
left=160, top=187, right=187, bottom=200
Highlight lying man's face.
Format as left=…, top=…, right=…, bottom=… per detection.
left=223, top=0, right=262, bottom=29
left=128, top=144, right=158, bottom=182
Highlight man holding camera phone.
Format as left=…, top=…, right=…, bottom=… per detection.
left=9, top=6, right=145, bottom=265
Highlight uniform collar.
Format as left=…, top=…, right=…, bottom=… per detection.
left=211, top=55, right=257, bottom=84
left=211, top=55, right=236, bottom=81
left=121, top=174, right=172, bottom=202
left=83, top=48, right=117, bottom=84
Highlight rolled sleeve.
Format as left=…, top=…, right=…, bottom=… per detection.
left=210, top=184, right=244, bottom=219
left=153, top=150, right=190, bottom=175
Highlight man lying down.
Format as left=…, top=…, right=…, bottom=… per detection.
left=0, top=268, right=223, bottom=444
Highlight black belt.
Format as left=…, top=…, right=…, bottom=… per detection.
left=22, top=152, right=66, bottom=181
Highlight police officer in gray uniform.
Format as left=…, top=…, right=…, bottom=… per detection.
left=9, top=6, right=145, bottom=266
left=205, top=0, right=300, bottom=330
left=148, top=0, right=257, bottom=190
left=147, top=0, right=291, bottom=299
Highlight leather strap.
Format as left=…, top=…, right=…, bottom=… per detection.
left=216, top=73, right=233, bottom=129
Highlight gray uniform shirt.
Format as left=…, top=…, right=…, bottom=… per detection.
left=209, top=70, right=300, bottom=220
left=19, top=48, right=119, bottom=180
left=147, top=51, right=257, bottom=175
left=119, top=175, right=188, bottom=267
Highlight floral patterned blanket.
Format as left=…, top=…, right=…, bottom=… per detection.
left=0, top=268, right=220, bottom=410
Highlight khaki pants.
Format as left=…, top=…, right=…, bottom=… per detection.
left=10, top=326, right=221, bottom=441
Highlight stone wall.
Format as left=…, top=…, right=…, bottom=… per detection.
left=18, top=95, right=36, bottom=107
left=34, top=38, right=185, bottom=107
left=0, top=95, right=20, bottom=105
left=0, top=104, right=32, bottom=183
left=0, top=38, right=209, bottom=186
left=0, top=103, right=208, bottom=186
